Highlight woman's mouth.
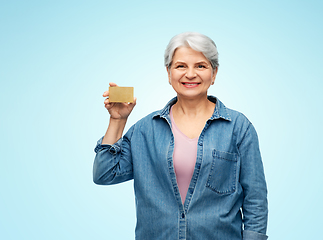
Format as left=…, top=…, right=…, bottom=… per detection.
left=182, top=82, right=200, bottom=88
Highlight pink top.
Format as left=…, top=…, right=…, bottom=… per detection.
left=170, top=106, right=198, bottom=204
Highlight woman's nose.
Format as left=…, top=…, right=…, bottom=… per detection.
left=185, top=68, right=197, bottom=79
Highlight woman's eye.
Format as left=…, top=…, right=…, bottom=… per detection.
left=176, top=65, right=185, bottom=68
left=197, top=65, right=206, bottom=69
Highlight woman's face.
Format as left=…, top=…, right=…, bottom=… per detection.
left=167, top=47, right=217, bottom=100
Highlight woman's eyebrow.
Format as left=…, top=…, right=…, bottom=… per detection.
left=195, top=61, right=209, bottom=64
left=173, top=60, right=186, bottom=64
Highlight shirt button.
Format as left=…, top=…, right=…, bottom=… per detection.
left=109, top=148, right=116, bottom=154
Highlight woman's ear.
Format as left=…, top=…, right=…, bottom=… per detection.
left=166, top=67, right=171, bottom=84
left=211, top=67, right=218, bottom=84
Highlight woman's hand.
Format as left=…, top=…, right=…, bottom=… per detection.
left=101, top=83, right=137, bottom=145
left=103, top=82, right=137, bottom=120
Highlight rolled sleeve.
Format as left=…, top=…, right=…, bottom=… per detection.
left=94, top=136, right=122, bottom=154
left=93, top=127, right=134, bottom=185
left=243, top=230, right=268, bottom=240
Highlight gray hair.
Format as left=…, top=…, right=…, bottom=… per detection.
left=164, top=32, right=219, bottom=70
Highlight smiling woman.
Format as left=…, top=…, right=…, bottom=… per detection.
left=167, top=47, right=216, bottom=100
left=167, top=47, right=217, bottom=139
left=93, top=32, right=268, bottom=240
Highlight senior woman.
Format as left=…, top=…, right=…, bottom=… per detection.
left=93, top=32, right=268, bottom=240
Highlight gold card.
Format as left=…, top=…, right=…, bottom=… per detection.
left=109, top=86, right=134, bottom=103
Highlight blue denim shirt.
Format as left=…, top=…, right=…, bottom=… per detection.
left=93, top=96, right=268, bottom=240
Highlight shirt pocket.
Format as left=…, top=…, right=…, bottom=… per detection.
left=206, top=149, right=238, bottom=195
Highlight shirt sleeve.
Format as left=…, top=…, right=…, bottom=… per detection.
left=93, top=126, right=134, bottom=185
left=238, top=123, right=268, bottom=239
left=243, top=230, right=268, bottom=240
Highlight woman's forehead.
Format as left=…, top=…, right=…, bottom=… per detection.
left=172, top=47, right=210, bottom=63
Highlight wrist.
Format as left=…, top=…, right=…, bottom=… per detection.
left=109, top=117, right=128, bottom=124
left=102, top=117, right=127, bottom=145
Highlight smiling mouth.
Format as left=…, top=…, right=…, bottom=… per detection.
left=182, top=82, right=200, bottom=86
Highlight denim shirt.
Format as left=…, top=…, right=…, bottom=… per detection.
left=93, top=96, right=268, bottom=240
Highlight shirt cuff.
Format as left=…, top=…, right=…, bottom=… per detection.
left=243, top=230, right=268, bottom=240
left=94, top=136, right=122, bottom=154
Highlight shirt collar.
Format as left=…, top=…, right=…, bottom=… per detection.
left=153, top=96, right=232, bottom=122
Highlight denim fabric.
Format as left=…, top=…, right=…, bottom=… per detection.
left=93, top=96, right=268, bottom=240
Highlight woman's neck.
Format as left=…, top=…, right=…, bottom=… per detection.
left=173, top=94, right=215, bottom=118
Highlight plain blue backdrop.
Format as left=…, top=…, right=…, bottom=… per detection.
left=1, top=0, right=322, bottom=239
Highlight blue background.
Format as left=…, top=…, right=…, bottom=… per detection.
left=1, top=0, right=322, bottom=239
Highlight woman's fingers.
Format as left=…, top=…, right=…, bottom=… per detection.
left=103, top=83, right=118, bottom=97
left=104, top=102, right=115, bottom=111
left=109, top=82, right=118, bottom=87
left=103, top=90, right=109, bottom=97
left=102, top=83, right=136, bottom=118
left=130, top=97, right=137, bottom=107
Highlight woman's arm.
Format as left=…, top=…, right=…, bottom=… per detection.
left=102, top=118, right=128, bottom=145
left=93, top=83, right=136, bottom=185
left=93, top=126, right=134, bottom=185
left=239, top=123, right=268, bottom=240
